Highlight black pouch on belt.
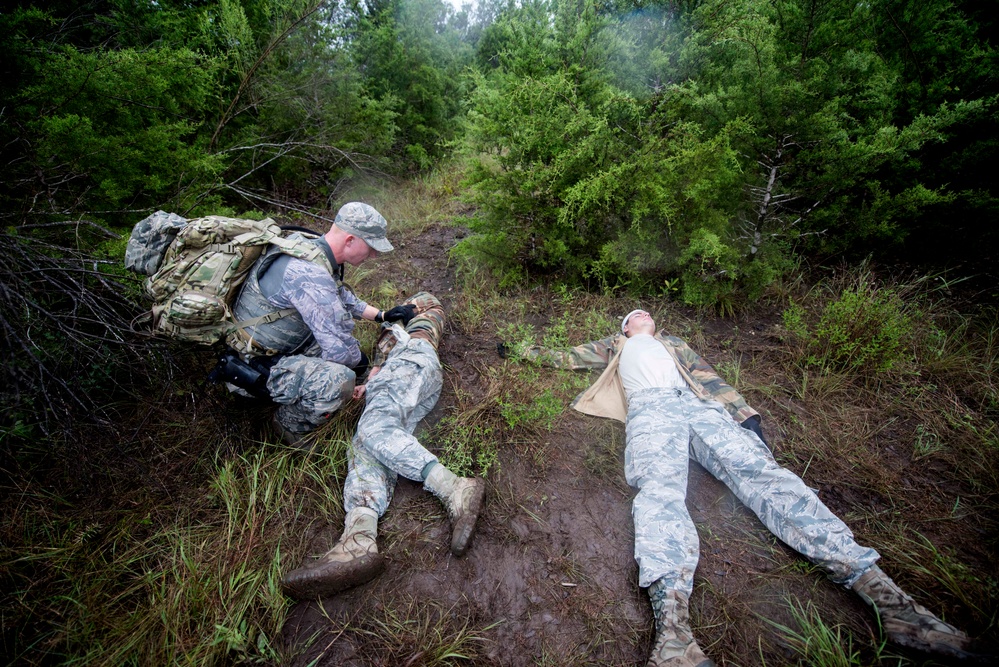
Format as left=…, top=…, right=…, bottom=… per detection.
left=207, top=349, right=278, bottom=399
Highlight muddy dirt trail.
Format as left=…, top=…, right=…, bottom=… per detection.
left=279, top=224, right=926, bottom=666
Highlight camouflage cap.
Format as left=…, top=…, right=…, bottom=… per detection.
left=335, top=202, right=393, bottom=253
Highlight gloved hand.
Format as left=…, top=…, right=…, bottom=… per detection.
left=497, top=342, right=509, bottom=359
left=741, top=415, right=769, bottom=447
left=382, top=304, right=417, bottom=326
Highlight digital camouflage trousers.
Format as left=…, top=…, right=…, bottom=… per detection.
left=625, top=387, right=880, bottom=592
left=343, top=294, right=445, bottom=516
left=267, top=354, right=356, bottom=434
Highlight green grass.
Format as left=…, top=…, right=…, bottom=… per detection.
left=880, top=533, right=998, bottom=625
left=337, top=161, right=468, bottom=236
left=427, top=413, right=499, bottom=478
left=347, top=598, right=496, bottom=665
left=2, top=428, right=352, bottom=665
left=763, top=598, right=876, bottom=667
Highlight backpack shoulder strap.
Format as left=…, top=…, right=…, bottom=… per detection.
left=268, top=235, right=336, bottom=277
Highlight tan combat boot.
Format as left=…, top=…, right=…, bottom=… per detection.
left=852, top=565, right=985, bottom=662
left=423, top=464, right=486, bottom=556
left=647, top=581, right=715, bottom=667
left=281, top=507, right=385, bottom=600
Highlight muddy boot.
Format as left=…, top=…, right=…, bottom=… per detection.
left=423, top=463, right=486, bottom=557
left=852, top=565, right=984, bottom=662
left=281, top=507, right=385, bottom=600
left=270, top=413, right=315, bottom=451
left=647, top=581, right=715, bottom=667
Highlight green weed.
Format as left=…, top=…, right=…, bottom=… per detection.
left=714, top=358, right=743, bottom=390
left=885, top=533, right=997, bottom=623
left=2, top=432, right=351, bottom=666
left=498, top=385, right=564, bottom=431
left=783, top=272, right=916, bottom=374
left=762, top=598, right=875, bottom=667
left=912, top=424, right=945, bottom=459
left=497, top=322, right=538, bottom=359
left=340, top=161, right=468, bottom=235
left=428, top=415, right=499, bottom=478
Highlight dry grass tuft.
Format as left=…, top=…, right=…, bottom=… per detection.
left=317, top=596, right=495, bottom=666
left=334, top=162, right=469, bottom=237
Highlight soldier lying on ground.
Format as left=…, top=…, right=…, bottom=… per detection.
left=228, top=202, right=418, bottom=446
left=282, top=292, right=486, bottom=599
left=503, top=309, right=987, bottom=666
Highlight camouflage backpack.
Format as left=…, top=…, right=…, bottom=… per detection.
left=125, top=211, right=332, bottom=346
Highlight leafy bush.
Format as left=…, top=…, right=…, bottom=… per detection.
left=460, top=0, right=997, bottom=308
left=460, top=1, right=794, bottom=307
left=783, top=274, right=916, bottom=373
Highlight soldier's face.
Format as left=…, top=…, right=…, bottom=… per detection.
left=623, top=311, right=656, bottom=337
left=342, top=236, right=379, bottom=266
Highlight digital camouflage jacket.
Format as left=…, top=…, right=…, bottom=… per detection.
left=522, top=333, right=759, bottom=424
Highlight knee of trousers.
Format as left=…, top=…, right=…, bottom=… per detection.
left=266, top=356, right=356, bottom=405
left=632, top=479, right=691, bottom=519
left=344, top=448, right=395, bottom=516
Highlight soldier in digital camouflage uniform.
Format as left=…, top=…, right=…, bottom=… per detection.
left=281, top=292, right=486, bottom=600
left=229, top=202, right=418, bottom=444
left=514, top=309, right=982, bottom=666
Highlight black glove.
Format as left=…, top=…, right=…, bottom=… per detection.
left=497, top=342, right=509, bottom=359
left=382, top=304, right=417, bottom=326
left=741, top=415, right=769, bottom=447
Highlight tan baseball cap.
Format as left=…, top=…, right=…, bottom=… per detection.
left=335, top=202, right=393, bottom=253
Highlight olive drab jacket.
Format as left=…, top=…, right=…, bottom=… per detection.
left=523, top=333, right=759, bottom=424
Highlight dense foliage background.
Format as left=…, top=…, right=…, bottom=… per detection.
left=1, top=0, right=996, bottom=438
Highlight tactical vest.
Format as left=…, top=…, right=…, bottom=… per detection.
left=227, top=237, right=338, bottom=357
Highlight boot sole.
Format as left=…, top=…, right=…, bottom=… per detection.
left=451, top=480, right=486, bottom=557
left=281, top=553, right=386, bottom=600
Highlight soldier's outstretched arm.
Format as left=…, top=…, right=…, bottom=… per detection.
left=500, top=335, right=619, bottom=370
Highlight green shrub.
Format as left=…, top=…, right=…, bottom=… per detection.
left=498, top=386, right=563, bottom=432
left=784, top=275, right=915, bottom=373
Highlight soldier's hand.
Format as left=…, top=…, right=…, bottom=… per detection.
left=383, top=304, right=417, bottom=325
left=741, top=415, right=769, bottom=447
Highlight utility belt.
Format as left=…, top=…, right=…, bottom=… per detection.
left=206, top=349, right=281, bottom=399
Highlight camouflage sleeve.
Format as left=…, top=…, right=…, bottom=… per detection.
left=338, top=284, right=368, bottom=318
left=271, top=259, right=362, bottom=367
left=671, top=338, right=757, bottom=423
left=521, top=335, right=619, bottom=370
left=369, top=293, right=445, bottom=369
